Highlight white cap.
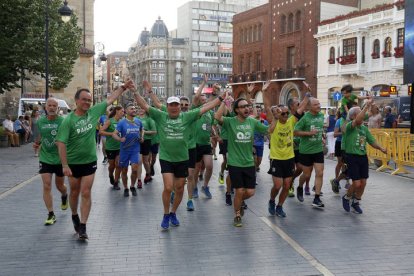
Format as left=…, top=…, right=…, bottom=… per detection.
left=167, top=96, right=180, bottom=104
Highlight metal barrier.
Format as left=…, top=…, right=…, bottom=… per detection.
left=367, top=131, right=393, bottom=172
left=392, top=133, right=414, bottom=175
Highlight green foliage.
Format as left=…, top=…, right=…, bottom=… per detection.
left=0, top=0, right=82, bottom=93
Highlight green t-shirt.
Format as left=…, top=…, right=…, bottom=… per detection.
left=294, top=112, right=325, bottom=154
left=105, top=117, right=121, bottom=151
left=56, top=102, right=107, bottom=164
left=223, top=116, right=268, bottom=167
left=220, top=111, right=236, bottom=140
left=344, top=122, right=375, bottom=155
left=148, top=107, right=200, bottom=162
left=340, top=94, right=357, bottom=113
left=196, top=110, right=215, bottom=146
left=37, top=116, right=64, bottom=165
left=138, top=116, right=156, bottom=140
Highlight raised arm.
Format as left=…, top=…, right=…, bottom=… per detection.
left=193, top=73, right=208, bottom=106
left=246, top=83, right=255, bottom=104
left=262, top=80, right=272, bottom=123
left=214, top=100, right=227, bottom=124
left=200, top=91, right=226, bottom=116
left=133, top=88, right=150, bottom=113
left=352, top=100, right=372, bottom=128
left=143, top=80, right=162, bottom=109
left=106, top=79, right=135, bottom=106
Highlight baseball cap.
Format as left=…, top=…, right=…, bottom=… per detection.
left=167, top=96, right=180, bottom=104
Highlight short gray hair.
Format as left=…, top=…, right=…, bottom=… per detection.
left=347, top=106, right=360, bottom=121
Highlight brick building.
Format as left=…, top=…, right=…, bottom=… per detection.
left=230, top=0, right=359, bottom=105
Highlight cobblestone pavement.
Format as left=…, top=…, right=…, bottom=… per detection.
left=0, top=145, right=413, bottom=275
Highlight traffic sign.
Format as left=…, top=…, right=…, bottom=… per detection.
left=333, top=91, right=342, bottom=102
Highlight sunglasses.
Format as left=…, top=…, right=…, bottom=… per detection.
left=238, top=104, right=252, bottom=109
left=281, top=112, right=289, bottom=116
left=181, top=104, right=189, bottom=107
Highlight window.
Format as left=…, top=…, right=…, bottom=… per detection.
left=159, top=87, right=165, bottom=96
left=372, top=39, right=380, bottom=58
left=159, top=49, right=165, bottom=57
left=151, top=62, right=157, bottom=69
left=256, top=53, right=261, bottom=71
left=362, top=37, right=365, bottom=63
left=258, top=24, right=262, bottom=41
left=397, top=28, right=404, bottom=47
left=176, top=88, right=182, bottom=96
left=244, top=29, right=248, bottom=44
left=287, top=46, right=295, bottom=70
left=343, top=37, right=357, bottom=56
left=151, top=74, right=157, bottom=82
left=281, top=15, right=287, bottom=34
left=295, top=11, right=302, bottom=30
left=239, top=56, right=244, bottom=73
left=247, top=55, right=252, bottom=72
left=239, top=29, right=243, bottom=45
left=176, top=50, right=181, bottom=58
left=287, top=13, right=294, bottom=32
left=253, top=25, right=258, bottom=42
left=329, top=47, right=335, bottom=64
left=159, top=61, right=165, bottom=68
left=152, top=49, right=157, bottom=57
left=176, top=62, right=181, bottom=68
left=383, top=37, right=392, bottom=57
left=159, top=74, right=165, bottom=82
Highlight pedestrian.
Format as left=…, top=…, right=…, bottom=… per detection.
left=215, top=96, right=268, bottom=227
left=341, top=101, right=387, bottom=214
left=383, top=106, right=397, bottom=128
left=99, top=106, right=124, bottom=190
left=367, top=104, right=382, bottom=129
left=330, top=110, right=349, bottom=193
left=135, top=80, right=224, bottom=230
left=112, top=104, right=143, bottom=196
left=137, top=107, right=157, bottom=185
left=56, top=80, right=134, bottom=240
left=2, top=115, right=20, bottom=147
left=294, top=97, right=326, bottom=208
left=99, top=110, right=109, bottom=164
left=33, top=98, right=68, bottom=225
left=325, top=108, right=336, bottom=159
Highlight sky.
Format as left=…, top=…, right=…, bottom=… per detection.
left=94, top=0, right=190, bottom=54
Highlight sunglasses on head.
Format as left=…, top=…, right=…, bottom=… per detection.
left=238, top=104, right=252, bottom=109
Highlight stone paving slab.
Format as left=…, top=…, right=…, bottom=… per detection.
left=0, top=145, right=414, bottom=275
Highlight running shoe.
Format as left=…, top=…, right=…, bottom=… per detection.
left=201, top=186, right=212, bottom=199
left=219, top=173, right=224, bottom=185
left=44, top=213, right=56, bottom=225
left=137, top=180, right=143, bottom=189
left=144, top=175, right=152, bottom=184
left=342, top=195, right=350, bottom=212
left=297, top=186, right=304, bottom=202
left=72, top=214, right=80, bottom=233
left=124, top=189, right=129, bottom=197
left=169, top=212, right=180, bottom=226
left=288, top=186, right=295, bottom=197
left=61, top=194, right=68, bottom=210
left=268, top=200, right=276, bottom=216
left=113, top=181, right=120, bottom=190
left=78, top=224, right=88, bottom=240
left=109, top=174, right=115, bottom=185
left=304, top=185, right=310, bottom=195
left=241, top=201, right=248, bottom=210
left=330, top=179, right=339, bottom=194
left=102, top=157, right=108, bottom=164
left=130, top=187, right=137, bottom=196
left=351, top=200, right=363, bottom=214
left=225, top=193, right=232, bottom=206
left=193, top=187, right=199, bottom=198
left=275, top=205, right=286, bottom=217
left=170, top=191, right=175, bottom=205
left=161, top=214, right=170, bottom=230
left=233, top=216, right=242, bottom=227
left=187, top=200, right=194, bottom=211
left=312, top=197, right=325, bottom=208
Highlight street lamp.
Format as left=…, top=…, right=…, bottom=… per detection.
left=45, top=0, right=73, bottom=101
left=93, top=42, right=107, bottom=104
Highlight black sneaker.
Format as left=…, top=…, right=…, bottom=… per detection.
left=113, top=181, right=120, bottom=190
left=297, top=187, right=304, bottom=202
left=102, top=157, right=108, bottom=164
left=225, top=192, right=232, bottom=206
left=78, top=223, right=88, bottom=240
left=124, top=189, right=129, bottom=197
left=109, top=174, right=115, bottom=185
left=312, top=197, right=325, bottom=208
left=72, top=214, right=80, bottom=233
left=130, top=187, right=137, bottom=196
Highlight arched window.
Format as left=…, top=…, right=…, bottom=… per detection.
left=280, top=14, right=287, bottom=34
left=362, top=37, right=365, bottom=63
left=329, top=47, right=335, bottom=64
left=287, top=13, right=294, bottom=32
left=295, top=10, right=302, bottom=30
left=384, top=37, right=392, bottom=57
left=244, top=29, right=248, bottom=44
left=372, top=39, right=380, bottom=59
left=253, top=25, right=257, bottom=42
left=250, top=26, right=253, bottom=43
left=258, top=24, right=262, bottom=41
left=239, top=29, right=243, bottom=45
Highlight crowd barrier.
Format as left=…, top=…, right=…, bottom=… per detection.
left=367, top=128, right=414, bottom=175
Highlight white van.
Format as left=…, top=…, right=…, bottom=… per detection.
left=18, top=98, right=71, bottom=117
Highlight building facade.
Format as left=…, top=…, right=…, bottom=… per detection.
left=128, top=18, right=190, bottom=100
left=315, top=1, right=406, bottom=106
left=177, top=0, right=267, bottom=95
left=230, top=0, right=360, bottom=105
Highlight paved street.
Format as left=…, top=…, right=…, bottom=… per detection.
left=1, top=144, right=414, bottom=275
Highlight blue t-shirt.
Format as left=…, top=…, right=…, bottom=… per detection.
left=99, top=115, right=107, bottom=126
left=116, top=118, right=142, bottom=152
left=254, top=119, right=269, bottom=147
left=327, top=115, right=336, bottom=132
left=334, top=118, right=343, bottom=142
left=14, top=120, right=23, bottom=131
left=384, top=113, right=395, bottom=128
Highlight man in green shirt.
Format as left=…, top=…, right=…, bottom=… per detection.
left=135, top=80, right=226, bottom=230
left=294, top=98, right=325, bottom=208
left=33, top=98, right=68, bottom=226
left=215, top=97, right=269, bottom=227
left=341, top=101, right=386, bottom=214
left=56, top=80, right=134, bottom=240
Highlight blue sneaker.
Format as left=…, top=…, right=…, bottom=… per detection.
left=351, top=200, right=363, bottom=214
left=342, top=195, right=350, bottom=212
left=169, top=212, right=180, bottom=226
left=170, top=191, right=175, bottom=205
left=275, top=205, right=286, bottom=217
left=268, top=200, right=276, bottom=215
left=201, top=186, right=212, bottom=199
left=161, top=214, right=170, bottom=230
left=193, top=187, right=199, bottom=198
left=187, top=200, right=194, bottom=211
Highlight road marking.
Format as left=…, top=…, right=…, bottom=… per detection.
left=0, top=174, right=40, bottom=200
left=260, top=216, right=334, bottom=276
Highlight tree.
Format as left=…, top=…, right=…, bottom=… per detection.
left=0, top=0, right=82, bottom=93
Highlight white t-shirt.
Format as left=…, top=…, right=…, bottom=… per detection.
left=368, top=113, right=382, bottom=129
left=2, top=119, right=14, bottom=132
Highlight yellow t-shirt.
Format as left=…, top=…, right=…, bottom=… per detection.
left=270, top=116, right=297, bottom=160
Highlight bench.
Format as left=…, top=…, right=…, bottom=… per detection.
left=0, top=126, right=10, bottom=147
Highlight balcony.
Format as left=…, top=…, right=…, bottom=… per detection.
left=273, top=68, right=305, bottom=80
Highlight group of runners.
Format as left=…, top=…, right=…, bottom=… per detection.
left=34, top=78, right=387, bottom=239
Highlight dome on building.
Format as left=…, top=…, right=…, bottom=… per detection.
left=150, top=16, right=169, bottom=38
left=138, top=27, right=150, bottom=46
